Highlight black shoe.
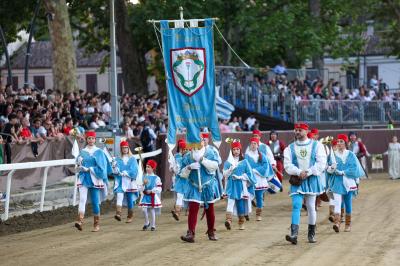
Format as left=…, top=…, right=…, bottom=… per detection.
left=285, top=224, right=299, bottom=245
left=151, top=226, right=156, bottom=231
left=244, top=215, right=250, bottom=221
left=142, top=223, right=150, bottom=231
left=251, top=200, right=256, bottom=207
left=308, top=224, right=317, bottom=243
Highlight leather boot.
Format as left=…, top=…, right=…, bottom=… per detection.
left=92, top=215, right=100, bottom=232
left=285, top=224, right=299, bottom=245
left=225, top=212, right=232, bottom=230
left=126, top=209, right=134, bottom=223
left=206, top=229, right=218, bottom=241
left=238, top=216, right=245, bottom=230
left=328, top=205, right=335, bottom=223
left=344, top=214, right=351, bottom=232
left=181, top=230, right=195, bottom=243
left=114, top=206, right=122, bottom=221
left=340, top=208, right=345, bottom=223
left=308, top=224, right=317, bottom=243
left=333, top=213, right=340, bottom=233
left=74, top=213, right=84, bottom=231
left=171, top=205, right=181, bottom=221
left=256, top=208, right=262, bottom=221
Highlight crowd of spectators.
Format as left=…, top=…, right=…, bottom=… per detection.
left=0, top=83, right=168, bottom=162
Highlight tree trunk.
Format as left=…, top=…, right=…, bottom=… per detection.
left=309, top=0, right=324, bottom=75
left=115, top=0, right=147, bottom=95
left=43, top=0, right=78, bottom=93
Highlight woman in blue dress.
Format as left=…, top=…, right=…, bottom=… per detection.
left=74, top=131, right=109, bottom=232
left=223, top=141, right=256, bottom=230
left=245, top=137, right=275, bottom=221
left=327, top=134, right=365, bottom=233
left=139, top=160, right=162, bottom=231
left=171, top=139, right=189, bottom=221
left=112, top=140, right=139, bottom=223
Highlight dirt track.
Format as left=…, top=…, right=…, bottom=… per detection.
left=1, top=173, right=400, bottom=266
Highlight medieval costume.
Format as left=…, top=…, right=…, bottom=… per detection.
left=223, top=141, right=256, bottom=230
left=269, top=130, right=286, bottom=184
left=112, top=141, right=139, bottom=223
left=180, top=139, right=220, bottom=243
left=170, top=139, right=189, bottom=220
left=348, top=131, right=368, bottom=178
left=384, top=136, right=400, bottom=180
left=245, top=137, right=275, bottom=221
left=139, top=160, right=162, bottom=231
left=284, top=123, right=327, bottom=245
left=327, top=134, right=365, bottom=233
left=75, top=131, right=109, bottom=232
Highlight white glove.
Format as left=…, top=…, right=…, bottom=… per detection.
left=189, top=162, right=201, bottom=170
left=326, top=165, right=336, bottom=174
left=111, top=159, right=117, bottom=168
left=77, top=156, right=83, bottom=166
left=335, top=170, right=345, bottom=176
left=112, top=168, right=119, bottom=175
left=122, top=171, right=129, bottom=177
left=79, top=166, right=89, bottom=172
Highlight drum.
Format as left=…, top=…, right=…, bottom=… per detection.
left=266, top=175, right=282, bottom=194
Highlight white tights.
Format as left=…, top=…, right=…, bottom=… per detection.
left=175, top=193, right=184, bottom=207
left=332, top=193, right=342, bottom=214
left=226, top=198, right=235, bottom=213
left=143, top=208, right=156, bottom=227
left=305, top=195, right=317, bottom=225
left=116, top=193, right=124, bottom=207
left=78, top=186, right=88, bottom=214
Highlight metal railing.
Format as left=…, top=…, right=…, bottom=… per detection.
left=0, top=149, right=162, bottom=221
left=292, top=100, right=400, bottom=125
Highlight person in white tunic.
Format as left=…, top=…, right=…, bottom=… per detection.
left=284, top=123, right=327, bottom=245
left=384, top=136, right=400, bottom=180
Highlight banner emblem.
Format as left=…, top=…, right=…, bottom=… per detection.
left=171, top=48, right=206, bottom=96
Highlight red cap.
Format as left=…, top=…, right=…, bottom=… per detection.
left=146, top=160, right=157, bottom=169
left=231, top=141, right=242, bottom=150
left=294, top=123, right=309, bottom=131
left=200, top=132, right=210, bottom=139
left=311, top=128, right=319, bottom=134
left=252, top=130, right=261, bottom=137
left=178, top=139, right=187, bottom=149
left=337, top=134, right=349, bottom=143
left=331, top=139, right=338, bottom=146
left=120, top=141, right=129, bottom=147
left=85, top=131, right=96, bottom=138
left=250, top=137, right=260, bottom=145
left=307, top=132, right=315, bottom=139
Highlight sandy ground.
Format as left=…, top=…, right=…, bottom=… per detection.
left=1, top=172, right=400, bottom=266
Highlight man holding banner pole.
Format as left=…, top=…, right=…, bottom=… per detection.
left=155, top=10, right=221, bottom=242
left=179, top=135, right=220, bottom=242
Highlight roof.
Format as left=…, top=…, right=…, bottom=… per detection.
left=9, top=41, right=120, bottom=69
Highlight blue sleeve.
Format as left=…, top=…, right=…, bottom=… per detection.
left=245, top=160, right=257, bottom=185
left=93, top=150, right=109, bottom=181
left=223, top=161, right=231, bottom=171
left=127, top=157, right=139, bottom=180
left=344, top=152, right=364, bottom=179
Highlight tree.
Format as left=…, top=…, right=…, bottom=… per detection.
left=43, top=0, right=78, bottom=93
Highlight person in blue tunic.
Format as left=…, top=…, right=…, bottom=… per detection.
left=170, top=139, right=189, bottom=221
left=201, top=132, right=223, bottom=198
left=223, top=141, right=256, bottom=230
left=283, top=123, right=327, bottom=244
left=74, top=130, right=109, bottom=232
left=180, top=136, right=220, bottom=243
left=112, top=140, right=139, bottom=223
left=245, top=137, right=275, bottom=221
left=326, top=134, right=365, bottom=233
left=138, top=160, right=162, bottom=231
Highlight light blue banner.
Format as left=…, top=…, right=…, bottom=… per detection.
left=160, top=19, right=221, bottom=144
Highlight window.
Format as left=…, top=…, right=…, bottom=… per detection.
left=367, top=66, right=378, bottom=83
left=33, top=76, right=45, bottom=90
left=86, top=74, right=97, bottom=93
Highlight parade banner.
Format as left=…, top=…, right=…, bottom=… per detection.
left=160, top=19, right=221, bottom=144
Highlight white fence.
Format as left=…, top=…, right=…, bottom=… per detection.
left=0, top=149, right=162, bottom=221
